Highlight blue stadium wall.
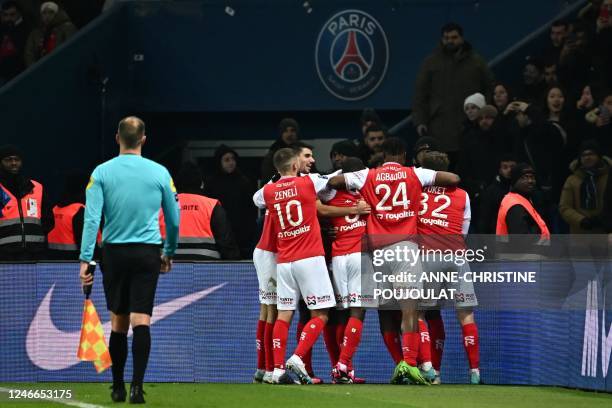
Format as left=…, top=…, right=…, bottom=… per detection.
left=1, top=262, right=610, bottom=391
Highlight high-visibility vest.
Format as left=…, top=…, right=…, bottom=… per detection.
left=160, top=193, right=220, bottom=259
left=0, top=180, right=45, bottom=248
left=47, top=203, right=84, bottom=251
left=496, top=192, right=550, bottom=243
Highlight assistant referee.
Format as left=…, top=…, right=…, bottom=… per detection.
left=79, top=116, right=180, bottom=404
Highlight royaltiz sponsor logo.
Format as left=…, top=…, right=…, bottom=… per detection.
left=581, top=279, right=612, bottom=378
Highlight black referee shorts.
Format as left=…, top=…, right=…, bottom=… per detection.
left=100, top=243, right=161, bottom=316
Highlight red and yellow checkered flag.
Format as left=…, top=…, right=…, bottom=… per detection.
left=77, top=299, right=112, bottom=373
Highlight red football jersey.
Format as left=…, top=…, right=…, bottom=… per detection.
left=262, top=175, right=325, bottom=263
left=417, top=185, right=470, bottom=250
left=255, top=211, right=277, bottom=253
left=326, top=190, right=367, bottom=257
left=345, top=163, right=436, bottom=247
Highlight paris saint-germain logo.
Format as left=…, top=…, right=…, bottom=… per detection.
left=315, top=9, right=389, bottom=101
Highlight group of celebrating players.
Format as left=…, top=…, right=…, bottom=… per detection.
left=251, top=137, right=481, bottom=386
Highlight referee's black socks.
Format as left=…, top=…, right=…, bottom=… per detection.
left=109, top=331, right=128, bottom=387
left=132, top=325, right=151, bottom=386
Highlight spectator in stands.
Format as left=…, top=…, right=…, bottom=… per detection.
left=517, top=57, right=547, bottom=104
left=358, top=124, right=386, bottom=167
left=412, top=22, right=494, bottom=163
left=458, top=105, right=506, bottom=228
left=557, top=22, right=596, bottom=98
left=0, top=144, right=54, bottom=260
left=542, top=20, right=569, bottom=64
left=163, top=161, right=240, bottom=261
left=460, top=93, right=486, bottom=150
left=543, top=61, right=558, bottom=86
left=496, top=163, right=550, bottom=244
left=584, top=91, right=612, bottom=156
left=412, top=136, right=439, bottom=167
left=457, top=105, right=506, bottom=195
left=58, top=0, right=104, bottom=29
left=24, top=2, right=76, bottom=67
left=493, top=82, right=512, bottom=114
left=47, top=170, right=89, bottom=260
left=359, top=108, right=381, bottom=137
left=511, top=103, right=551, bottom=186
left=593, top=1, right=612, bottom=89
left=477, top=155, right=517, bottom=234
left=260, top=117, right=299, bottom=181
left=0, top=1, right=29, bottom=84
left=559, top=140, right=610, bottom=233
left=329, top=140, right=359, bottom=172
left=540, top=86, right=579, bottom=202
left=204, top=145, right=256, bottom=258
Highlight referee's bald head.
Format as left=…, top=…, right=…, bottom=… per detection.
left=117, top=116, right=146, bottom=149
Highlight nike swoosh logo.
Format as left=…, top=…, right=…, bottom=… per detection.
left=26, top=283, right=227, bottom=371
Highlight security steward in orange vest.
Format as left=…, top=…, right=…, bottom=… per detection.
left=0, top=145, right=54, bottom=260
left=160, top=162, right=240, bottom=260
left=496, top=163, right=550, bottom=244
left=47, top=171, right=90, bottom=260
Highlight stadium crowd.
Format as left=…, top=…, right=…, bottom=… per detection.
left=0, top=0, right=105, bottom=85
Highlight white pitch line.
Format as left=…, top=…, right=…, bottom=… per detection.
left=0, top=387, right=106, bottom=408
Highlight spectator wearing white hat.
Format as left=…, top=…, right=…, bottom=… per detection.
left=24, top=1, right=76, bottom=66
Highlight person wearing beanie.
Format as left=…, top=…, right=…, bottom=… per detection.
left=24, top=1, right=77, bottom=66
left=457, top=103, right=508, bottom=212
left=559, top=140, right=610, bottom=233
left=160, top=160, right=240, bottom=261
left=0, top=145, right=54, bottom=260
left=204, top=145, right=255, bottom=258
left=412, top=136, right=439, bottom=167
left=329, top=140, right=359, bottom=171
left=496, top=163, right=550, bottom=244
left=412, top=22, right=494, bottom=161
left=260, top=118, right=300, bottom=180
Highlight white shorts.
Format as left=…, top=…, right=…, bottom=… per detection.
left=331, top=252, right=377, bottom=309
left=419, top=259, right=478, bottom=309
left=276, top=256, right=336, bottom=311
left=253, top=248, right=277, bottom=305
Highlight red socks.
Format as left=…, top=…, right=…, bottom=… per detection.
left=264, top=322, right=274, bottom=372
left=272, top=319, right=289, bottom=369
left=339, top=317, right=363, bottom=366
left=417, top=319, right=432, bottom=366
left=256, top=320, right=266, bottom=370
left=295, top=317, right=326, bottom=362
left=462, top=323, right=480, bottom=369
left=401, top=332, right=420, bottom=366
left=296, top=321, right=313, bottom=373
left=427, top=316, right=445, bottom=371
left=323, top=323, right=340, bottom=366
left=382, top=331, right=403, bottom=365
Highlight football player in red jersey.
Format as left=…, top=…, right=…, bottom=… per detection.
left=328, top=138, right=460, bottom=385
left=252, top=207, right=279, bottom=383
left=323, top=157, right=371, bottom=383
left=416, top=152, right=480, bottom=385
left=253, top=148, right=369, bottom=384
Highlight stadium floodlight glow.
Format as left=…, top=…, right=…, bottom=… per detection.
left=224, top=6, right=235, bottom=16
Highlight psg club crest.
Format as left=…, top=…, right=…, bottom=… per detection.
left=315, top=9, right=389, bottom=101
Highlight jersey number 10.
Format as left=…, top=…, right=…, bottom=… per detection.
left=274, top=200, right=303, bottom=230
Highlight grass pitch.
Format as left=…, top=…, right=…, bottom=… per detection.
left=1, top=383, right=611, bottom=408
